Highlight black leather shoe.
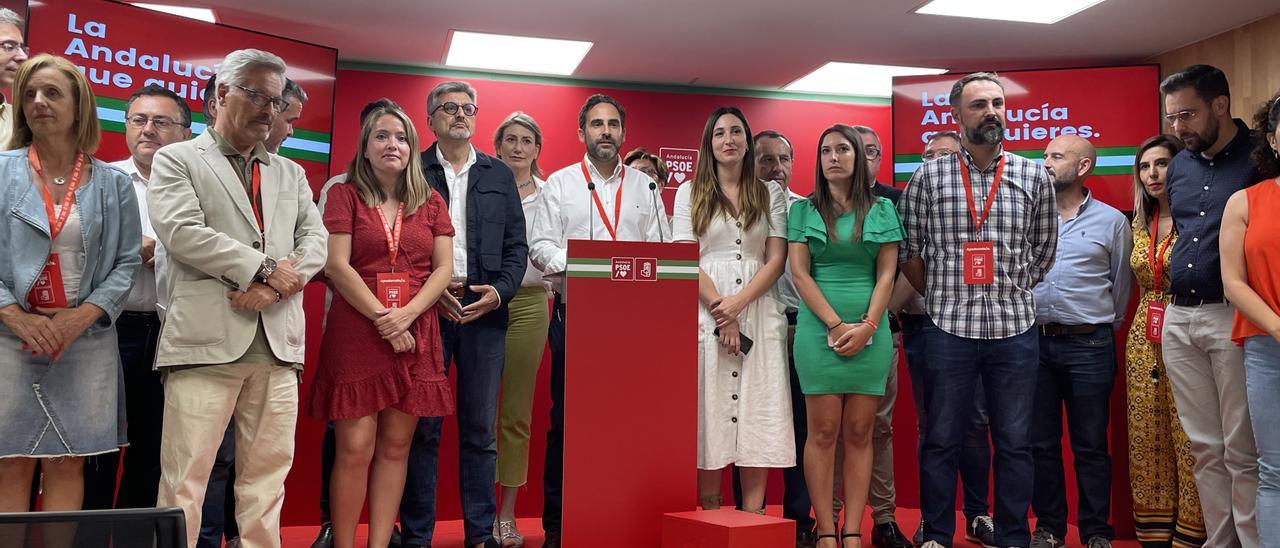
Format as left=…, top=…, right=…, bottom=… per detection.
left=871, top=521, right=913, bottom=548
left=796, top=527, right=819, bottom=548
left=310, top=522, right=333, bottom=548
left=542, top=532, right=561, bottom=548
left=389, top=524, right=403, bottom=548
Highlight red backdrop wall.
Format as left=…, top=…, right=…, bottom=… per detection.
left=284, top=67, right=891, bottom=526
left=288, top=66, right=1136, bottom=539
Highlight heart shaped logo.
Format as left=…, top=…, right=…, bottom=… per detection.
left=673, top=172, right=687, bottom=184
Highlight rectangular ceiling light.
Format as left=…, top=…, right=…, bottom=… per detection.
left=130, top=3, right=218, bottom=23
left=784, top=62, right=947, bottom=97
left=445, top=31, right=592, bottom=76
left=914, top=0, right=1106, bottom=24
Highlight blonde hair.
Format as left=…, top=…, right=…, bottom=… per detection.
left=9, top=55, right=101, bottom=153
left=493, top=111, right=544, bottom=178
left=688, top=107, right=769, bottom=236
left=346, top=104, right=432, bottom=215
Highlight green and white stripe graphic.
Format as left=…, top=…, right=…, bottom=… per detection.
left=893, top=146, right=1138, bottom=183
left=95, top=96, right=332, bottom=164
left=566, top=257, right=699, bottom=279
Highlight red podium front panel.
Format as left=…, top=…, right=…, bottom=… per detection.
left=562, top=240, right=699, bottom=547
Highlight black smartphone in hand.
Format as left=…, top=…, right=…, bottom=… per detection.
left=713, top=328, right=754, bottom=356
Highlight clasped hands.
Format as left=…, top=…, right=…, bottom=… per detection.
left=828, top=321, right=874, bottom=357
left=437, top=282, right=500, bottom=324
left=3, top=304, right=101, bottom=362
left=227, top=259, right=305, bottom=311
left=709, top=294, right=747, bottom=356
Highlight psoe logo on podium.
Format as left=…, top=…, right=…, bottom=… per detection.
left=611, top=257, right=635, bottom=281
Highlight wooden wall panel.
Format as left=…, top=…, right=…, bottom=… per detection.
left=1152, top=13, right=1280, bottom=122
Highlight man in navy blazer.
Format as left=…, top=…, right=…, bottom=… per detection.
left=401, top=81, right=527, bottom=548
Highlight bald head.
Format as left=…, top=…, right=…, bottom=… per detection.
left=1043, top=134, right=1096, bottom=190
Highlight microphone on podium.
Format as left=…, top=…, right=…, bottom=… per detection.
left=587, top=182, right=596, bottom=241
left=649, top=181, right=665, bottom=243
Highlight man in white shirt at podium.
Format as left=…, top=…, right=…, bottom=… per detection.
left=528, top=93, right=667, bottom=548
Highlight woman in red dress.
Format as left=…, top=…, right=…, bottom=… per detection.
left=308, top=103, right=455, bottom=548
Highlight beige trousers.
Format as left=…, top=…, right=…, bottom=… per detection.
left=157, top=362, right=299, bottom=548
left=1162, top=303, right=1258, bottom=548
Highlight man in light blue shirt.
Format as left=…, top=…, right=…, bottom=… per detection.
left=1028, top=135, right=1132, bottom=548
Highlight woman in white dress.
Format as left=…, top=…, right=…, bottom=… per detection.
left=673, top=106, right=793, bottom=513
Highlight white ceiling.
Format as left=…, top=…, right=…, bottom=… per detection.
left=189, top=0, right=1279, bottom=92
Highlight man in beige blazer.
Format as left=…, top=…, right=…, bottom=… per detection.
left=149, top=49, right=327, bottom=548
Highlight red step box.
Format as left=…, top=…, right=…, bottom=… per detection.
left=661, top=509, right=796, bottom=548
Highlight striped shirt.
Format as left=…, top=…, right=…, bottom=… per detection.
left=898, top=148, right=1058, bottom=339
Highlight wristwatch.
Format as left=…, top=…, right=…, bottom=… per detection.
left=257, top=257, right=278, bottom=281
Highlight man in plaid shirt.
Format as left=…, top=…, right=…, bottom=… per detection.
left=898, top=72, right=1058, bottom=548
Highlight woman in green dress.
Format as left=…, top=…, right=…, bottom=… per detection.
left=788, top=124, right=903, bottom=548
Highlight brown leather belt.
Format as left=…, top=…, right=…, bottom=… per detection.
left=1038, top=323, right=1106, bottom=336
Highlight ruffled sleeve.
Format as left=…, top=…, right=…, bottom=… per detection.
left=322, top=182, right=356, bottom=235
left=787, top=199, right=829, bottom=258
left=862, top=197, right=904, bottom=243
left=427, top=191, right=455, bottom=238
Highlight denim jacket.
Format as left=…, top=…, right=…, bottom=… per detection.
left=0, top=148, right=142, bottom=333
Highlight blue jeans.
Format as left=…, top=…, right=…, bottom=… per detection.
left=920, top=321, right=1037, bottom=547
left=1030, top=327, right=1116, bottom=541
left=1244, top=335, right=1280, bottom=546
left=901, top=313, right=990, bottom=522
left=402, top=311, right=506, bottom=547
left=542, top=297, right=567, bottom=534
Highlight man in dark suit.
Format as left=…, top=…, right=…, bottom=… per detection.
left=400, top=81, right=527, bottom=548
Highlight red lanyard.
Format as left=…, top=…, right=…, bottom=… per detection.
left=1149, top=206, right=1174, bottom=294
left=580, top=161, right=625, bottom=240
left=373, top=202, right=406, bottom=269
left=958, top=153, right=1005, bottom=235
left=28, top=147, right=86, bottom=239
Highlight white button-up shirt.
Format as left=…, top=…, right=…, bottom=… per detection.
left=520, top=177, right=548, bottom=288
left=437, top=145, right=477, bottom=282
left=112, top=158, right=159, bottom=312
left=529, top=154, right=669, bottom=297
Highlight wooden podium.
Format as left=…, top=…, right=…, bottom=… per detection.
left=560, top=240, right=700, bottom=547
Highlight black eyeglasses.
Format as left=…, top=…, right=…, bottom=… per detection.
left=864, top=146, right=882, bottom=160
left=231, top=84, right=289, bottom=113
left=433, top=102, right=478, bottom=117
left=126, top=115, right=187, bottom=131
left=0, top=41, right=27, bottom=55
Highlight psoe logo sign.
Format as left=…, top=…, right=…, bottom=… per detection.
left=611, top=257, right=635, bottom=281
left=659, top=147, right=698, bottom=187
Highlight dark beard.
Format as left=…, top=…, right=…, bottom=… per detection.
left=1183, top=116, right=1220, bottom=153
left=965, top=120, right=1004, bottom=145
left=588, top=140, right=617, bottom=161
